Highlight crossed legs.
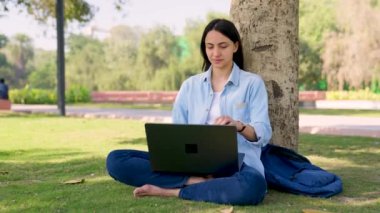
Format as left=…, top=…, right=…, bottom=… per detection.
left=106, top=149, right=266, bottom=205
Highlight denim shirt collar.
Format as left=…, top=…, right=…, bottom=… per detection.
left=202, top=63, right=241, bottom=86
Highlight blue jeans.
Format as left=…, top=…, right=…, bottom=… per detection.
left=106, top=149, right=267, bottom=205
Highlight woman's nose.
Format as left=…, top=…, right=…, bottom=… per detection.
left=212, top=47, right=221, bottom=56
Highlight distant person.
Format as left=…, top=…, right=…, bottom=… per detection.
left=0, top=78, right=9, bottom=100
left=106, top=19, right=272, bottom=205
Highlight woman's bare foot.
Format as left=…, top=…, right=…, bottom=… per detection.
left=185, top=175, right=213, bottom=185
left=133, top=184, right=180, bottom=198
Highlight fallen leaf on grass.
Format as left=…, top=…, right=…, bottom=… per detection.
left=63, top=179, right=85, bottom=184
left=220, top=206, right=233, bottom=213
left=0, top=171, right=9, bottom=175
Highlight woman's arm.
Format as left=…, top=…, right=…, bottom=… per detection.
left=172, top=80, right=189, bottom=124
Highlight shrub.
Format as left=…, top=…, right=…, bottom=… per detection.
left=10, top=86, right=57, bottom=104
left=65, top=85, right=91, bottom=103
left=326, top=88, right=380, bottom=100
left=9, top=85, right=91, bottom=104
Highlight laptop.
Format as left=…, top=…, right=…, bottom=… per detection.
left=145, top=123, right=240, bottom=176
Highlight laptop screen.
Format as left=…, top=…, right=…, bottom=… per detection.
left=145, top=123, right=239, bottom=176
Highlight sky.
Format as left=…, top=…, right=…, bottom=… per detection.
left=0, top=0, right=231, bottom=50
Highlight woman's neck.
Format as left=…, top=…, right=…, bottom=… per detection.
left=211, top=63, right=233, bottom=80
left=211, top=64, right=233, bottom=92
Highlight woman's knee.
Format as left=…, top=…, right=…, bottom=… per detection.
left=106, top=149, right=150, bottom=186
left=236, top=168, right=267, bottom=205
left=106, top=150, right=126, bottom=178
left=106, top=150, right=140, bottom=179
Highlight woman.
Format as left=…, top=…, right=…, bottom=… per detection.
left=106, top=18, right=272, bottom=205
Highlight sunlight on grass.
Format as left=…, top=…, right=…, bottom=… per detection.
left=335, top=148, right=380, bottom=154
left=337, top=196, right=380, bottom=207
left=307, top=155, right=365, bottom=170
left=83, top=175, right=112, bottom=183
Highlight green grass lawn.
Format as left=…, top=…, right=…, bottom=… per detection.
left=0, top=113, right=379, bottom=212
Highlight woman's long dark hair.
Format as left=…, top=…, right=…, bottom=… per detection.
left=200, top=18, right=244, bottom=71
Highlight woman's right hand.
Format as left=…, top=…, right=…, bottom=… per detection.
left=214, top=115, right=243, bottom=131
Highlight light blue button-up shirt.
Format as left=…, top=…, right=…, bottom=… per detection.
left=172, top=63, right=272, bottom=177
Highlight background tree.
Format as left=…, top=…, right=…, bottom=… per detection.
left=133, top=26, right=181, bottom=90
left=0, top=33, right=12, bottom=84
left=322, top=0, right=380, bottom=90
left=66, top=34, right=106, bottom=90
left=3, top=34, right=34, bottom=87
left=231, top=0, right=299, bottom=150
left=0, top=0, right=128, bottom=23
left=0, top=34, right=8, bottom=48
left=179, top=19, right=205, bottom=79
left=299, top=0, right=336, bottom=90
left=101, top=25, right=141, bottom=90
left=28, top=50, right=56, bottom=89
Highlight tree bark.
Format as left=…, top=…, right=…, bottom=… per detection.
left=230, top=0, right=299, bottom=150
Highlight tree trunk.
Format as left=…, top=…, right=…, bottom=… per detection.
left=230, top=0, right=299, bottom=150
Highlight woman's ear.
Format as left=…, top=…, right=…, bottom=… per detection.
left=234, top=42, right=239, bottom=53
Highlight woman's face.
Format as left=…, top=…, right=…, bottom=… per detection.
left=205, top=30, right=238, bottom=71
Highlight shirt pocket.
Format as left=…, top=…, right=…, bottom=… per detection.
left=233, top=102, right=249, bottom=122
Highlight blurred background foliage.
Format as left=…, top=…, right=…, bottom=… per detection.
left=0, top=12, right=225, bottom=92
left=1, top=0, right=380, bottom=104
left=300, top=0, right=380, bottom=92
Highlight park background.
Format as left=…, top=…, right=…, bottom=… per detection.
left=1, top=0, right=380, bottom=212
left=0, top=0, right=380, bottom=103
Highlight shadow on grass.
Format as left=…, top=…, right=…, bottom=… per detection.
left=300, top=134, right=380, bottom=164
left=117, top=137, right=147, bottom=146
left=0, top=148, right=86, bottom=161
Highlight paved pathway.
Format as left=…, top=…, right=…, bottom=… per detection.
left=300, top=115, right=380, bottom=138
left=10, top=104, right=380, bottom=138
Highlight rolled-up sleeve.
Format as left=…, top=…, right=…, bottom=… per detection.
left=248, top=77, right=272, bottom=147
left=172, top=80, right=189, bottom=124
